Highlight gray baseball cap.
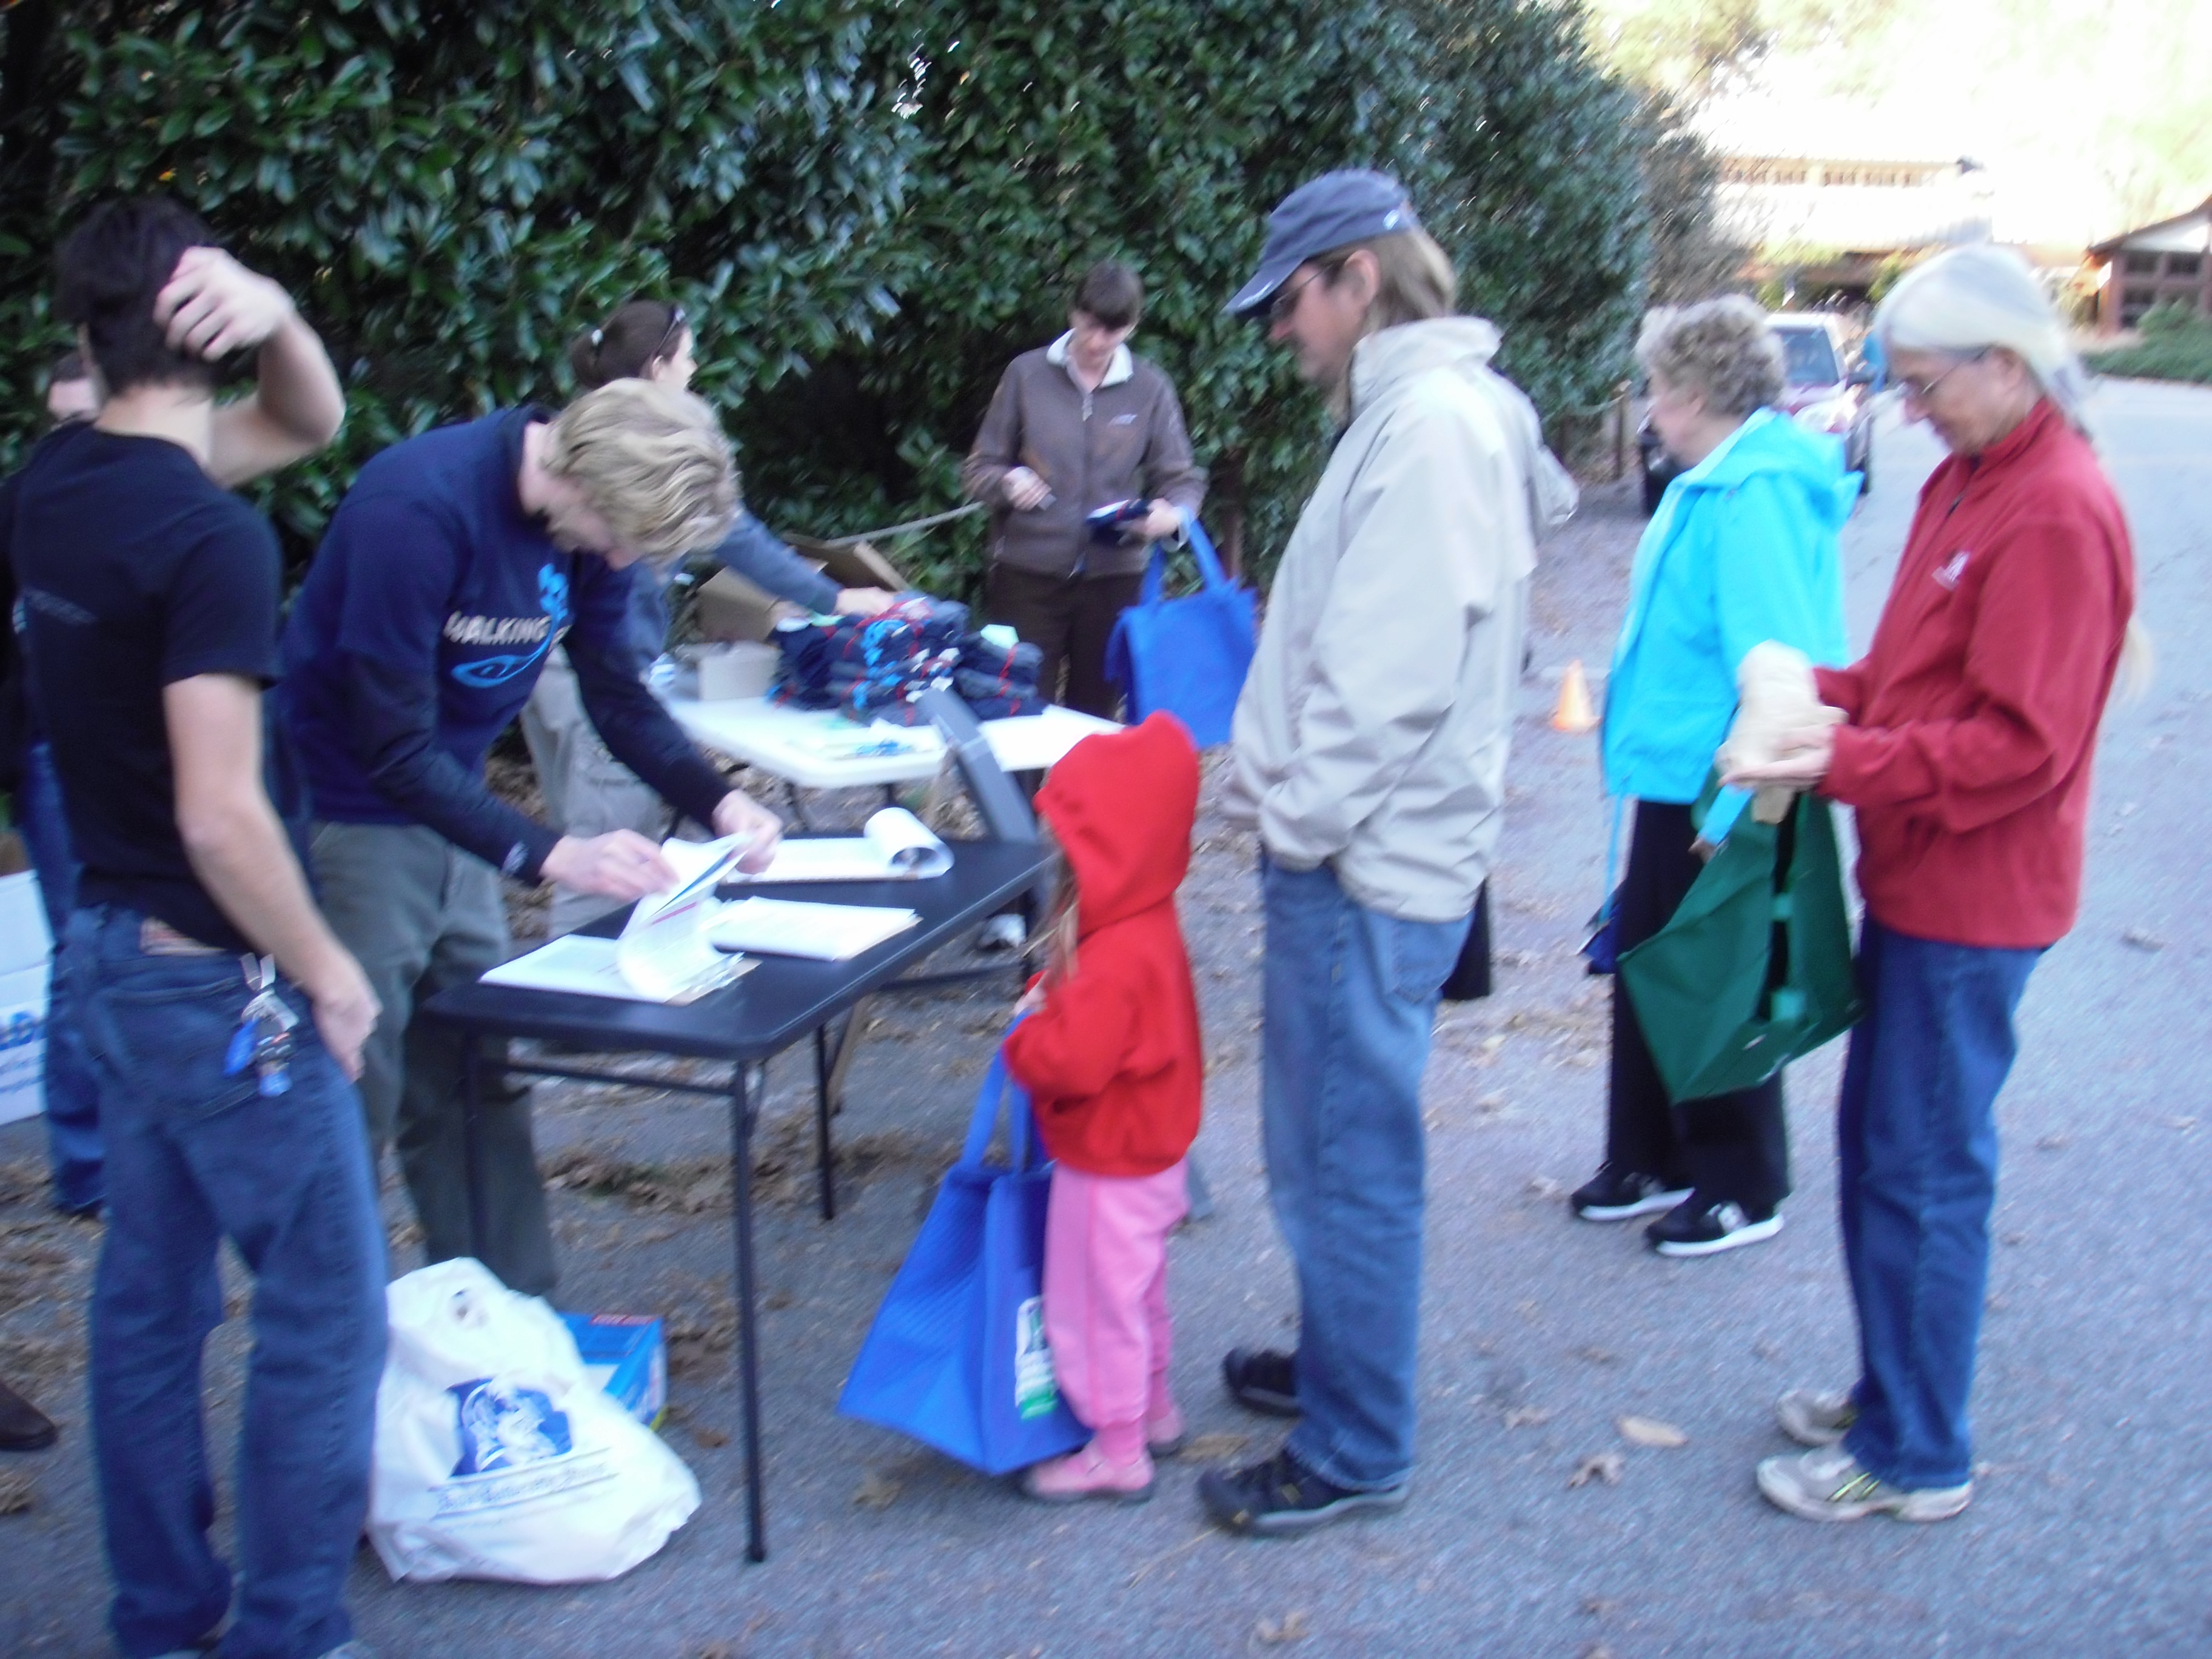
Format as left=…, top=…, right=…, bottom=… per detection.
left=1225, top=169, right=1423, bottom=318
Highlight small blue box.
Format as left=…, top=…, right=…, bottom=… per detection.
left=561, top=1312, right=668, bottom=1428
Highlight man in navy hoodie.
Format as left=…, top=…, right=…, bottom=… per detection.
left=281, top=379, right=783, bottom=1295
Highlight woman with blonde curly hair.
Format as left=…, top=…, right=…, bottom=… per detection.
left=1569, top=294, right=1855, bottom=1257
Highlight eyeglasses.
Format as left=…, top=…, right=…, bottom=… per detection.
left=1266, top=267, right=1329, bottom=326
left=1896, top=350, right=1987, bottom=403
left=656, top=304, right=688, bottom=364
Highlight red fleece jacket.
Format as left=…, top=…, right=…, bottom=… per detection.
left=1003, top=712, right=1203, bottom=1178
left=1815, top=400, right=2134, bottom=949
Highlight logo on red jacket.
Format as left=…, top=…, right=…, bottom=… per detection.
left=1932, top=551, right=1971, bottom=589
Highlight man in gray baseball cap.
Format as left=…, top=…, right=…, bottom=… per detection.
left=1223, top=169, right=1423, bottom=320
left=1199, top=167, right=1574, bottom=1540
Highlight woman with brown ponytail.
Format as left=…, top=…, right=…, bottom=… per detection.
left=524, top=298, right=897, bottom=934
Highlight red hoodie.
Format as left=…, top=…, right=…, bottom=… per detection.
left=1002, top=712, right=1203, bottom=1178
left=1815, top=400, right=2134, bottom=949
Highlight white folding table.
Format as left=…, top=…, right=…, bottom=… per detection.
left=666, top=696, right=1118, bottom=793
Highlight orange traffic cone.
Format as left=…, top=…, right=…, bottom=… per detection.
left=1552, top=659, right=1598, bottom=733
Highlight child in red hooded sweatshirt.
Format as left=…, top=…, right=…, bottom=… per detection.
left=1005, top=712, right=1204, bottom=1504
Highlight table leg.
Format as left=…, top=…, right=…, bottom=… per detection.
left=460, top=1035, right=490, bottom=1261
left=812, top=1025, right=836, bottom=1221
left=729, top=1062, right=768, bottom=1563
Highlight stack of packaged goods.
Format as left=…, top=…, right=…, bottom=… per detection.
left=771, top=598, right=1045, bottom=723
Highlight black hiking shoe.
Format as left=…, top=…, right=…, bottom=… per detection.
left=1646, top=1195, right=1783, bottom=1257
left=1222, top=1347, right=1299, bottom=1417
left=1570, top=1164, right=1693, bottom=1222
left=1198, top=1447, right=1409, bottom=1537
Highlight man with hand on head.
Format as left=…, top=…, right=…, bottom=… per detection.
left=280, top=377, right=784, bottom=1298
left=6, top=196, right=381, bottom=1659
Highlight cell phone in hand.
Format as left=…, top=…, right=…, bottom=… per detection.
left=1085, top=498, right=1151, bottom=543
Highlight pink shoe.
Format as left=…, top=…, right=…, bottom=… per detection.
left=1021, top=1441, right=1155, bottom=1505
left=1145, top=1401, right=1187, bottom=1457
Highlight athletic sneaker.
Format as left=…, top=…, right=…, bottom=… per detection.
left=1221, top=1347, right=1299, bottom=1417
left=1776, top=1387, right=1857, bottom=1448
left=1646, top=1196, right=1782, bottom=1257
left=1198, top=1448, right=1408, bottom=1537
left=1570, top=1164, right=1693, bottom=1222
left=1756, top=1445, right=1971, bottom=1523
left=977, top=913, right=1027, bottom=951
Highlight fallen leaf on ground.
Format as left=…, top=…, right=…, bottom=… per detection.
left=1617, top=1415, right=1688, bottom=1449
left=1569, top=1451, right=1625, bottom=1489
left=2120, top=928, right=2165, bottom=951
left=1574, top=1346, right=1620, bottom=1366
left=2035, top=1134, right=2070, bottom=1151
left=1503, top=1406, right=1555, bottom=1429
left=690, top=1424, right=731, bottom=1449
left=0, top=1469, right=35, bottom=1514
left=1526, top=1176, right=1566, bottom=1199
left=1180, top=1432, right=1250, bottom=1461
left=1583, top=1645, right=1615, bottom=1659
left=2166, top=1116, right=2197, bottom=1131
left=1581, top=1596, right=1618, bottom=1617
left=1255, top=1611, right=1310, bottom=1644
left=853, top=1470, right=902, bottom=1509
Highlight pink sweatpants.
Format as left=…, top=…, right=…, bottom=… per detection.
left=1042, top=1159, right=1188, bottom=1461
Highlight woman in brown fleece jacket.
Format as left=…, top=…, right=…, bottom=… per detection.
left=960, top=260, right=1206, bottom=717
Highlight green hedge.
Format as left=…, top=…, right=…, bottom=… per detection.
left=0, top=0, right=1652, bottom=592
left=2086, top=303, right=2212, bottom=387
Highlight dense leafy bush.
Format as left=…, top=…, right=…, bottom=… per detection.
left=2086, top=303, right=2212, bottom=387
left=0, top=0, right=1652, bottom=592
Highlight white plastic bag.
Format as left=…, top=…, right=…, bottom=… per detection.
left=367, top=1259, right=701, bottom=1584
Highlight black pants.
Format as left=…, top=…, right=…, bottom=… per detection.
left=985, top=563, right=1143, bottom=719
left=1606, top=799, right=1791, bottom=1214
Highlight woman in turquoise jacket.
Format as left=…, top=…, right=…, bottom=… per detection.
left=1571, top=296, right=1855, bottom=1257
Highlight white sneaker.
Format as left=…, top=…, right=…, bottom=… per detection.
left=977, top=914, right=1026, bottom=951
left=1757, top=1445, right=1971, bottom=1523
left=1776, top=1387, right=1857, bottom=1448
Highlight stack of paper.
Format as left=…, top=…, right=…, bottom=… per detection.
left=725, top=807, right=953, bottom=884
left=482, top=837, right=761, bottom=1004
left=708, top=899, right=919, bottom=961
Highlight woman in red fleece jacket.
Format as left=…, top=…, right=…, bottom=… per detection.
left=1731, top=247, right=2137, bottom=1526
left=1004, top=712, right=1203, bottom=1504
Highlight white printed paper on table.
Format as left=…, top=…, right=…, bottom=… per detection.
left=723, top=807, right=952, bottom=885
left=708, top=898, right=920, bottom=962
left=482, top=837, right=760, bottom=1004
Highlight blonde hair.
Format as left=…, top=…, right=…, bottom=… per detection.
left=1637, top=295, right=1783, bottom=418
left=542, top=380, right=738, bottom=557
left=1875, top=245, right=2086, bottom=429
left=1321, top=228, right=1458, bottom=333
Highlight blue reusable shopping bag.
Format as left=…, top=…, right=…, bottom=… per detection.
left=1103, top=515, right=1256, bottom=748
left=837, top=1035, right=1090, bottom=1475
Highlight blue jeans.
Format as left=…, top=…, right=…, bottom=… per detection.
left=1837, top=919, right=2041, bottom=1490
left=70, top=907, right=387, bottom=1659
left=1260, top=859, right=1469, bottom=1491
left=20, top=740, right=102, bottom=1210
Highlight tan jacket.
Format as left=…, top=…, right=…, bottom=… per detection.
left=961, top=335, right=1207, bottom=579
left=1224, top=317, right=1572, bottom=922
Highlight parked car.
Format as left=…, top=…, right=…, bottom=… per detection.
left=1638, top=312, right=1877, bottom=513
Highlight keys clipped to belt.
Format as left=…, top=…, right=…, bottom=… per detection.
left=223, top=955, right=298, bottom=1097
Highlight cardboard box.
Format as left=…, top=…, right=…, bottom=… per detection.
left=782, top=535, right=905, bottom=595
left=561, top=1312, right=668, bottom=1427
left=0, top=872, right=52, bottom=1126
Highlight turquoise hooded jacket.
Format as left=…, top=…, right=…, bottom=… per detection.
left=1603, top=408, right=1855, bottom=816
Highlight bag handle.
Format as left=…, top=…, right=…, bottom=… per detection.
left=958, top=1021, right=1044, bottom=1172
left=1139, top=512, right=1234, bottom=606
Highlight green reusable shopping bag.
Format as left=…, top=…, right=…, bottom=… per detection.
left=1617, top=785, right=1862, bottom=1102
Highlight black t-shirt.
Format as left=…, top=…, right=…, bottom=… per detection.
left=4, top=422, right=297, bottom=951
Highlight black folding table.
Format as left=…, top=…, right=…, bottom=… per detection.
left=417, top=839, right=1047, bottom=1563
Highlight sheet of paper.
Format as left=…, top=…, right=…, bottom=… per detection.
left=614, top=835, right=760, bottom=1000
left=707, top=899, right=919, bottom=961
left=481, top=936, right=668, bottom=1002
left=723, top=808, right=951, bottom=885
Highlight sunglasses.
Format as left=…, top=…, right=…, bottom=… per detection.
left=655, top=303, right=688, bottom=364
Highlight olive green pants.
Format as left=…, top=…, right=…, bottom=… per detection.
left=310, top=821, right=556, bottom=1296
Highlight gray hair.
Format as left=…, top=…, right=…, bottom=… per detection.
left=1636, top=296, right=1783, bottom=419
left=1875, top=245, right=2086, bottom=427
